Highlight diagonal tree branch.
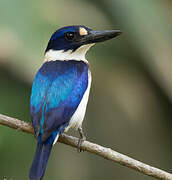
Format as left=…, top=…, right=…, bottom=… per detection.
left=0, top=113, right=172, bottom=180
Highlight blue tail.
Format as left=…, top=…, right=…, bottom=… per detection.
left=29, top=142, right=53, bottom=180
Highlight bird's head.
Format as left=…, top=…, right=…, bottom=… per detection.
left=44, top=25, right=121, bottom=62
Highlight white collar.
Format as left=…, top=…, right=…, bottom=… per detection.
left=44, top=44, right=94, bottom=63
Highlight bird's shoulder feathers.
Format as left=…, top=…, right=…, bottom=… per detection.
left=30, top=60, right=89, bottom=141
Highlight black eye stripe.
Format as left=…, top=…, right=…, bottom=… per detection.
left=65, top=32, right=75, bottom=41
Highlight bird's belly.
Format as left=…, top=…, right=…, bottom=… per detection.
left=65, top=71, right=91, bottom=131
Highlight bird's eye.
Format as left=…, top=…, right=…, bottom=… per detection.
left=65, top=32, right=75, bottom=41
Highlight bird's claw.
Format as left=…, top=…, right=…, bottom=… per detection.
left=77, top=127, right=86, bottom=153
left=77, top=137, right=86, bottom=153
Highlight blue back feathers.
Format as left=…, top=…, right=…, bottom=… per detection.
left=30, top=60, right=89, bottom=142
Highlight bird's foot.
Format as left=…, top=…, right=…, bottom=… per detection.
left=77, top=127, right=86, bottom=153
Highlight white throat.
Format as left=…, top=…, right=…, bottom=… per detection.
left=44, top=44, right=94, bottom=62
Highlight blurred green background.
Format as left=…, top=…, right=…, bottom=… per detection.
left=0, top=0, right=172, bottom=179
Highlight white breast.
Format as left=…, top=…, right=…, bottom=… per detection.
left=65, top=70, right=92, bottom=132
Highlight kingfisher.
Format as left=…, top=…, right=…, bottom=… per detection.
left=29, top=25, right=121, bottom=180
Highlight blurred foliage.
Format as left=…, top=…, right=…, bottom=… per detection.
left=0, top=0, right=172, bottom=180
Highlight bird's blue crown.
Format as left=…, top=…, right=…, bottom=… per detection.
left=45, top=25, right=92, bottom=53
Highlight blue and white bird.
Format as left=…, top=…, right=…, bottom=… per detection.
left=29, top=25, right=121, bottom=180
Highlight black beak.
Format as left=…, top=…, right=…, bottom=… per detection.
left=81, top=30, right=122, bottom=44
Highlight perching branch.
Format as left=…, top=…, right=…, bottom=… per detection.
left=0, top=113, right=172, bottom=180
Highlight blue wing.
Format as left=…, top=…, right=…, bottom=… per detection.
left=30, top=60, right=88, bottom=142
